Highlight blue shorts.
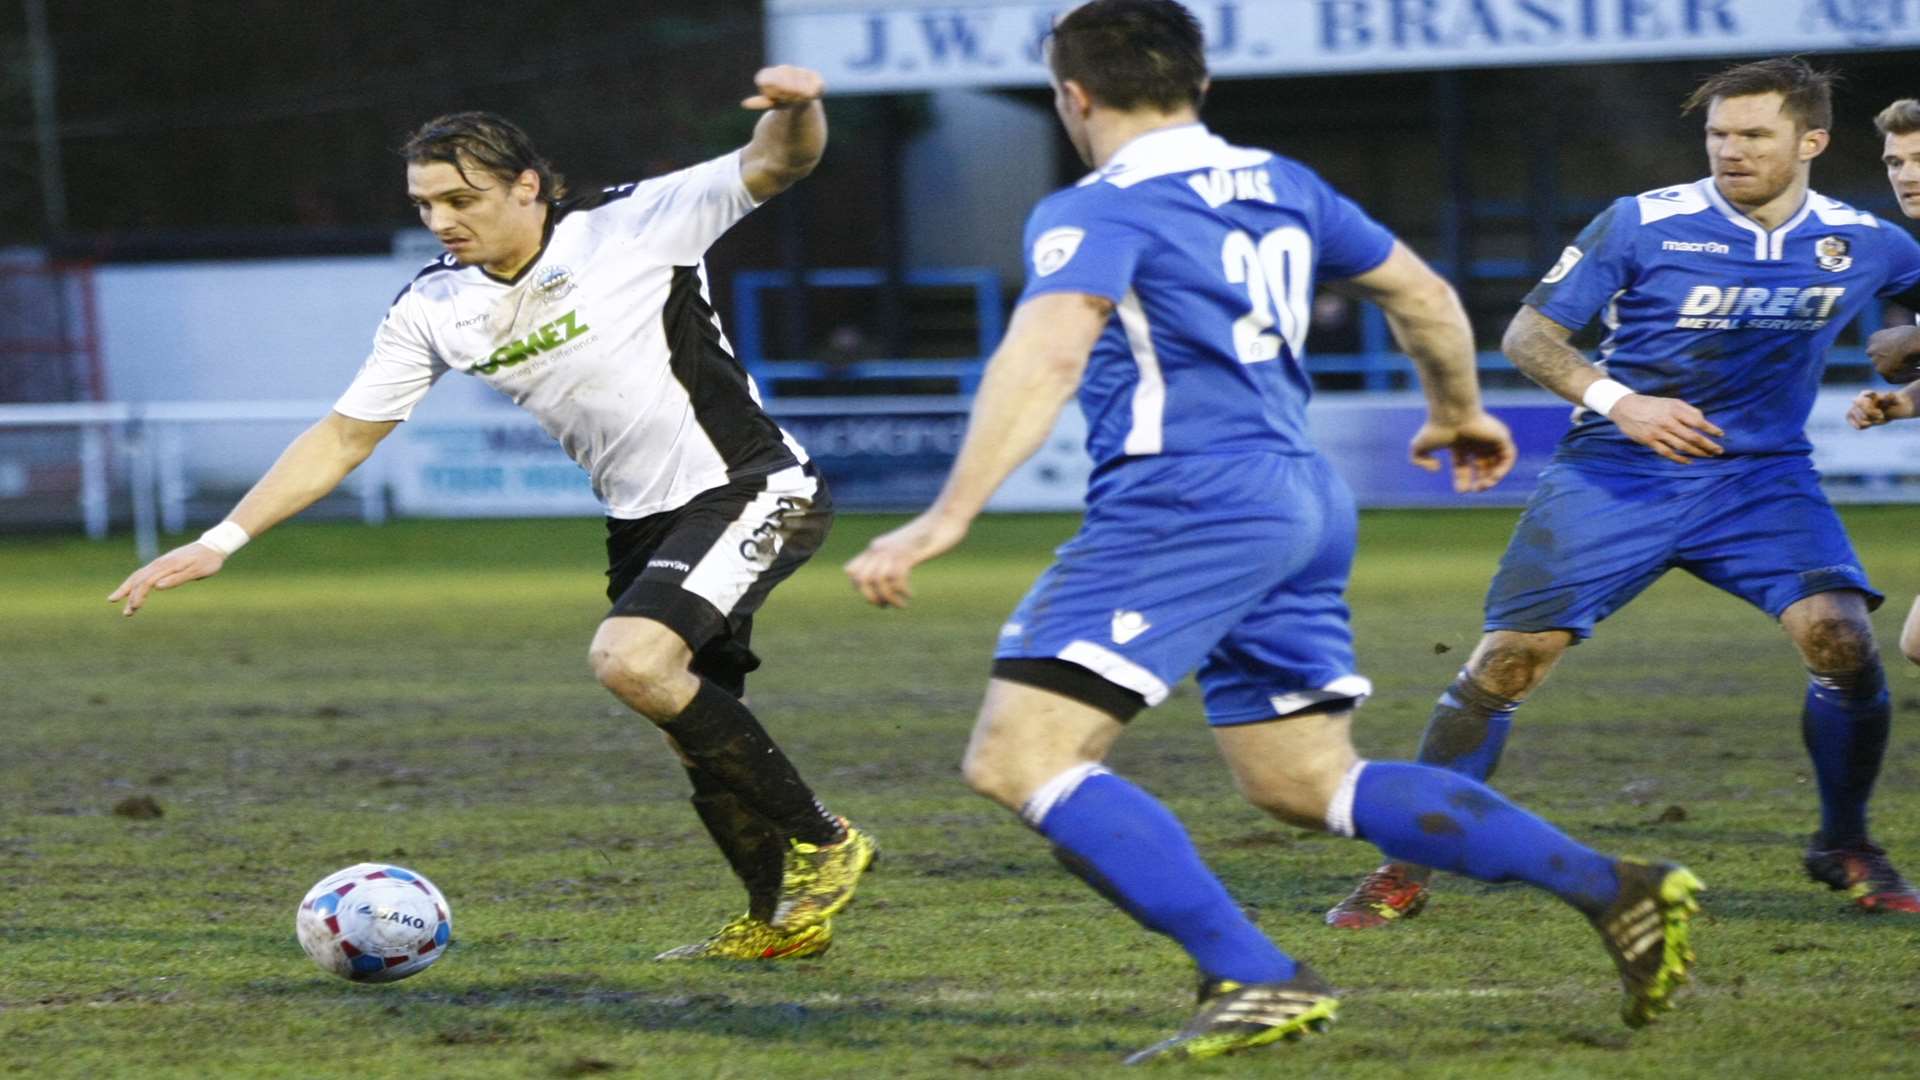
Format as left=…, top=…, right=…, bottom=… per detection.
left=994, top=452, right=1369, bottom=726
left=1484, top=454, right=1879, bottom=640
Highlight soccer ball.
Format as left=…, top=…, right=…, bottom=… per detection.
left=295, top=862, right=452, bottom=982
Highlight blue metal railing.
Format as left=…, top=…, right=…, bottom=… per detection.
left=733, top=266, right=1004, bottom=394
left=732, top=266, right=1890, bottom=397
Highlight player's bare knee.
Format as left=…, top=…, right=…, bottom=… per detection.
left=589, top=642, right=688, bottom=721
left=1797, top=616, right=1877, bottom=674
left=957, top=749, right=1007, bottom=804
left=587, top=642, right=649, bottom=698
left=1469, top=647, right=1547, bottom=699
left=589, top=618, right=700, bottom=720
left=1467, top=634, right=1565, bottom=699
left=959, top=743, right=1031, bottom=811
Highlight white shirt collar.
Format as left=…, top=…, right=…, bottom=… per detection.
left=1102, top=123, right=1216, bottom=172
left=1081, top=123, right=1270, bottom=189
left=1698, top=177, right=1816, bottom=261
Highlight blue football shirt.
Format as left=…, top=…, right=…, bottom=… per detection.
left=1017, top=124, right=1395, bottom=478
left=1526, top=178, right=1920, bottom=472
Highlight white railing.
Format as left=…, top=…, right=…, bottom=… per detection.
left=0, top=396, right=1095, bottom=561
left=9, top=388, right=1917, bottom=564
left=0, top=400, right=385, bottom=561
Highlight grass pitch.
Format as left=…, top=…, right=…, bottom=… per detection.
left=4, top=508, right=1920, bottom=1078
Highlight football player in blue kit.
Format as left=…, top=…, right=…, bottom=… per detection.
left=1848, top=97, right=1920, bottom=670
left=1330, top=59, right=1920, bottom=931
left=846, top=0, right=1701, bottom=1062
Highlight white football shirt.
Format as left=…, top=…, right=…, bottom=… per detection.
left=335, top=150, right=806, bottom=519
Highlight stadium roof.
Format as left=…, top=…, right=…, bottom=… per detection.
left=766, top=0, right=1920, bottom=94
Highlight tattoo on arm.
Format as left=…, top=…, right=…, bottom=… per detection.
left=1502, top=307, right=1601, bottom=404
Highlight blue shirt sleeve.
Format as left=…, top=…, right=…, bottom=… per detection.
left=1308, top=174, right=1396, bottom=280
left=1016, top=189, right=1151, bottom=305
left=1875, top=220, right=1920, bottom=306
left=1525, top=198, right=1638, bottom=331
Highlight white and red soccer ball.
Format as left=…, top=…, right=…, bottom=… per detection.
left=296, top=863, right=452, bottom=982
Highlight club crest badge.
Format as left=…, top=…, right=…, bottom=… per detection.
left=1815, top=236, right=1851, bottom=273
left=1032, top=227, right=1085, bottom=278
left=534, top=264, right=576, bottom=301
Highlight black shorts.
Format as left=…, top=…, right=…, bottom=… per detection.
left=605, top=461, right=832, bottom=695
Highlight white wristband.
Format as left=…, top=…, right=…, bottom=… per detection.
left=1582, top=378, right=1632, bottom=417
left=196, top=521, right=251, bottom=557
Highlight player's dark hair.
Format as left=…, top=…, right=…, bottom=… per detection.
left=1047, top=0, right=1207, bottom=112
left=402, top=111, right=567, bottom=202
left=1875, top=98, right=1920, bottom=137
left=1682, top=57, right=1834, bottom=134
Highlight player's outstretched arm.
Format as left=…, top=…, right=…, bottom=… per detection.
left=1868, top=324, right=1920, bottom=384
left=1502, top=306, right=1723, bottom=465
left=739, top=66, right=827, bottom=203
left=107, top=412, right=397, bottom=616
left=1337, top=241, right=1516, bottom=492
left=845, top=292, right=1105, bottom=608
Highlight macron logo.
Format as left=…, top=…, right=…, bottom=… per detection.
left=1111, top=610, right=1151, bottom=645
left=1662, top=240, right=1731, bottom=254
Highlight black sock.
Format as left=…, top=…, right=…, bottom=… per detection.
left=660, top=679, right=844, bottom=846
left=685, top=766, right=785, bottom=922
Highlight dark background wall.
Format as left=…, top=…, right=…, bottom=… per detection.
left=4, top=4, right=1917, bottom=353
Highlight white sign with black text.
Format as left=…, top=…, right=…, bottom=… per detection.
left=766, top=0, right=1920, bottom=93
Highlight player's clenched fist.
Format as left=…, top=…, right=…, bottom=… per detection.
left=1848, top=388, right=1918, bottom=429
left=1609, top=393, right=1724, bottom=464
left=107, top=542, right=227, bottom=616
left=1407, top=411, right=1518, bottom=494
left=844, top=512, right=969, bottom=609
left=743, top=66, right=826, bottom=110
left=1868, top=325, right=1920, bottom=383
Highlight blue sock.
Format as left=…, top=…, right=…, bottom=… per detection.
left=1345, top=761, right=1619, bottom=916
left=1415, top=669, right=1519, bottom=782
left=1031, top=766, right=1296, bottom=984
left=1801, top=661, right=1890, bottom=847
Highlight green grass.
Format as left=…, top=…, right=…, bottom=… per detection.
left=5, top=508, right=1920, bottom=1078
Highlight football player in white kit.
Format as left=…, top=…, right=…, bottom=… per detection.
left=109, top=66, right=876, bottom=961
